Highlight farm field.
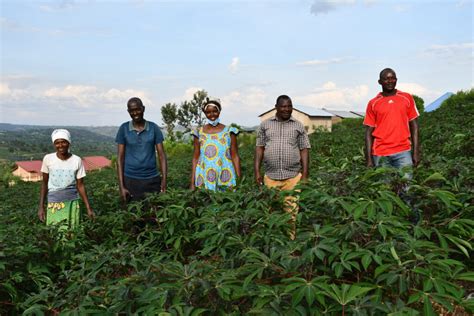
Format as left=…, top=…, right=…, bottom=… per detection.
left=1, top=90, right=473, bottom=315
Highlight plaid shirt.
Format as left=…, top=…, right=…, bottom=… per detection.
left=256, top=116, right=311, bottom=180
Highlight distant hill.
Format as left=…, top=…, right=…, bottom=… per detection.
left=0, top=123, right=119, bottom=138
left=0, top=125, right=117, bottom=161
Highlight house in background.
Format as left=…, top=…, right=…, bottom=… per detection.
left=82, top=156, right=112, bottom=172
left=13, top=156, right=112, bottom=182
left=350, top=111, right=365, bottom=117
left=425, top=92, right=454, bottom=112
left=259, top=106, right=334, bottom=133
left=12, top=160, right=43, bottom=182
left=322, top=109, right=365, bottom=124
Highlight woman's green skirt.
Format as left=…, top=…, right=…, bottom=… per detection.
left=46, top=200, right=81, bottom=230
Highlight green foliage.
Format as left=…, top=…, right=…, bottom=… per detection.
left=0, top=160, right=19, bottom=188
left=161, top=103, right=179, bottom=141
left=1, top=90, right=473, bottom=314
left=177, top=90, right=208, bottom=132
left=413, top=94, right=425, bottom=114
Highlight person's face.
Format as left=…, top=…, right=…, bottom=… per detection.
left=54, top=139, right=70, bottom=155
left=275, top=99, right=293, bottom=121
left=379, top=71, right=397, bottom=92
left=127, top=102, right=145, bottom=122
left=204, top=105, right=220, bottom=121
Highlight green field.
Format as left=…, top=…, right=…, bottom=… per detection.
left=1, top=90, right=473, bottom=315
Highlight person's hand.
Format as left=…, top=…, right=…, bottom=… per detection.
left=412, top=151, right=421, bottom=167
left=255, top=172, right=263, bottom=186
left=120, top=188, right=131, bottom=203
left=366, top=158, right=375, bottom=168
left=160, top=180, right=167, bottom=193
left=190, top=183, right=195, bottom=191
left=87, top=208, right=95, bottom=220
left=301, top=175, right=309, bottom=183
left=38, top=207, right=45, bottom=222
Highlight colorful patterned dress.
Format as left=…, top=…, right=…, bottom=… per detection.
left=192, top=126, right=239, bottom=191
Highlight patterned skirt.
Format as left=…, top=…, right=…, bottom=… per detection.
left=46, top=199, right=81, bottom=230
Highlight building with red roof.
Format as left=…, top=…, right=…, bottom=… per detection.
left=82, top=156, right=112, bottom=172
left=13, top=156, right=112, bottom=182
left=12, top=160, right=43, bottom=182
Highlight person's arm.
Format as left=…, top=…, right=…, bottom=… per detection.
left=230, top=133, right=241, bottom=179
left=409, top=118, right=420, bottom=167
left=117, top=143, right=130, bottom=202
left=77, top=178, right=94, bottom=219
left=254, top=146, right=265, bottom=185
left=156, top=143, right=167, bottom=192
left=365, top=126, right=375, bottom=167
left=300, top=148, right=309, bottom=182
left=190, top=137, right=200, bottom=190
left=38, top=172, right=49, bottom=222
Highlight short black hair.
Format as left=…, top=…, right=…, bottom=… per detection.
left=127, top=97, right=144, bottom=108
left=379, top=68, right=396, bottom=79
left=276, top=95, right=292, bottom=106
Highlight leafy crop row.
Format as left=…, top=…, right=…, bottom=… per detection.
left=1, top=90, right=472, bottom=315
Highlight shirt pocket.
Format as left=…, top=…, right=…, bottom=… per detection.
left=283, top=129, right=299, bottom=146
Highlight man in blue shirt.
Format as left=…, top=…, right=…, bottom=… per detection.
left=116, top=97, right=168, bottom=203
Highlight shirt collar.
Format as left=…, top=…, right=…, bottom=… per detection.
left=128, top=120, right=149, bottom=131
left=377, top=89, right=400, bottom=98
left=271, top=115, right=295, bottom=122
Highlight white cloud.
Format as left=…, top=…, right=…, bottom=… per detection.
left=310, top=0, right=356, bottom=15
left=396, top=82, right=440, bottom=101
left=456, top=0, right=470, bottom=7
left=294, top=82, right=369, bottom=110
left=42, top=85, right=151, bottom=109
left=422, top=42, right=473, bottom=65
left=394, top=4, right=411, bottom=12
left=424, top=42, right=473, bottom=56
left=220, top=87, right=269, bottom=125
left=310, top=0, right=380, bottom=15
left=0, top=80, right=152, bottom=125
left=39, top=0, right=77, bottom=12
left=229, top=57, right=240, bottom=73
left=184, top=87, right=202, bottom=100
left=0, top=83, right=12, bottom=95
left=168, top=87, right=208, bottom=106
left=296, top=57, right=353, bottom=66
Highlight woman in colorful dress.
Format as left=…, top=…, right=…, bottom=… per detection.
left=190, top=99, right=241, bottom=191
left=38, top=129, right=94, bottom=229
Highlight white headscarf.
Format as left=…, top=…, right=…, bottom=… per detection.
left=51, top=129, right=71, bottom=144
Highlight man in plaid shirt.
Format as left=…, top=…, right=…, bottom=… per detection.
left=254, top=95, right=311, bottom=239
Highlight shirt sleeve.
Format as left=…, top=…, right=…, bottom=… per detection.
left=40, top=155, right=49, bottom=173
left=407, top=94, right=419, bottom=121
left=191, top=127, right=199, bottom=138
left=256, top=123, right=265, bottom=147
left=154, top=124, right=164, bottom=144
left=229, top=126, right=239, bottom=135
left=115, top=123, right=125, bottom=144
left=363, top=100, right=376, bottom=127
left=297, top=124, right=311, bottom=149
left=76, top=157, right=86, bottom=179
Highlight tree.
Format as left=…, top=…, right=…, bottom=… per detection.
left=412, top=94, right=425, bottom=114
left=161, top=103, right=178, bottom=141
left=177, top=90, right=208, bottom=132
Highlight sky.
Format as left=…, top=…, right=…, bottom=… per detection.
left=1, top=0, right=473, bottom=127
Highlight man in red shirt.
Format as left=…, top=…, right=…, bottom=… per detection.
left=364, top=68, right=420, bottom=177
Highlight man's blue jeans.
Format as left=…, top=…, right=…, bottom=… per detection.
left=373, top=150, right=413, bottom=180
left=373, top=150, right=419, bottom=223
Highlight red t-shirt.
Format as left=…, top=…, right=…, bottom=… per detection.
left=363, top=90, right=419, bottom=156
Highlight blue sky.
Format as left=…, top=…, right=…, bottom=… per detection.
left=1, top=0, right=473, bottom=127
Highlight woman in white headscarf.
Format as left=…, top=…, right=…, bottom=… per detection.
left=38, top=129, right=94, bottom=230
